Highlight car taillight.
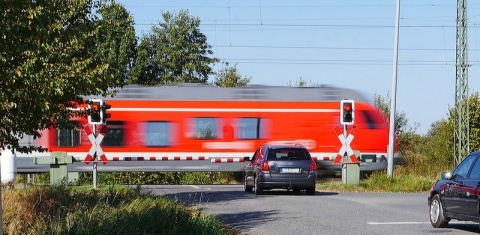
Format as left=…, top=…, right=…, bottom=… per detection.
left=261, top=161, right=270, bottom=172
left=310, top=160, right=316, bottom=172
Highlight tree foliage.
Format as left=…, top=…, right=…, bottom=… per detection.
left=211, top=61, right=251, bottom=87
left=444, top=92, right=480, bottom=153
left=373, top=92, right=411, bottom=133
left=406, top=92, right=480, bottom=170
left=466, top=92, right=480, bottom=151
left=0, top=0, right=130, bottom=153
left=422, top=120, right=454, bottom=165
left=372, top=92, right=424, bottom=155
left=130, top=10, right=219, bottom=85
left=96, top=1, right=137, bottom=85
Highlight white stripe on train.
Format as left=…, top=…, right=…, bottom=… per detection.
left=111, top=108, right=339, bottom=113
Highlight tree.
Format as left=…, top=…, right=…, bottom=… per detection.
left=373, top=92, right=423, bottom=155
left=413, top=92, right=480, bottom=171
left=422, top=119, right=454, bottom=165
left=445, top=92, right=480, bottom=152
left=96, top=1, right=137, bottom=85
left=211, top=61, right=251, bottom=87
left=130, top=10, right=219, bottom=85
left=0, top=0, right=126, bottom=153
left=373, top=92, right=412, bottom=134
left=466, top=92, right=480, bottom=151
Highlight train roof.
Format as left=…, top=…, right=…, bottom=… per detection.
left=87, top=83, right=371, bottom=103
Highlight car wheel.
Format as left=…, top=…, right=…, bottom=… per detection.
left=306, top=186, right=315, bottom=195
left=430, top=194, right=449, bottom=228
left=244, top=175, right=253, bottom=192
left=254, top=176, right=263, bottom=195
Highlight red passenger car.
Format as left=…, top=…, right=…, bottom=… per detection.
left=28, top=84, right=398, bottom=173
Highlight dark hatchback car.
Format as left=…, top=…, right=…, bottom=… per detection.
left=243, top=144, right=317, bottom=195
left=428, top=150, right=480, bottom=228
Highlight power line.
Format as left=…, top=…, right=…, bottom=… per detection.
left=211, top=44, right=464, bottom=51
left=136, top=22, right=462, bottom=28
left=222, top=58, right=457, bottom=66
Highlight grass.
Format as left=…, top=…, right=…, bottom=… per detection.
left=317, top=152, right=443, bottom=193
left=317, top=171, right=434, bottom=193
left=2, top=185, right=240, bottom=235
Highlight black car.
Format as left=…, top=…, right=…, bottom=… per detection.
left=428, top=150, right=480, bottom=228
left=243, top=143, right=317, bottom=195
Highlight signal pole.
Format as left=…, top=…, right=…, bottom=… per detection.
left=86, top=99, right=111, bottom=189
left=93, top=124, right=97, bottom=189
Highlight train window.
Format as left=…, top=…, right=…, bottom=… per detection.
left=145, top=121, right=172, bottom=147
left=361, top=110, right=380, bottom=129
left=102, top=121, right=124, bottom=147
left=236, top=117, right=267, bottom=139
left=57, top=121, right=80, bottom=146
left=195, top=117, right=217, bottom=139
left=238, top=118, right=259, bottom=139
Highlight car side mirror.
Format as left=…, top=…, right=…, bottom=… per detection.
left=441, top=172, right=452, bottom=180
left=243, top=156, right=251, bottom=161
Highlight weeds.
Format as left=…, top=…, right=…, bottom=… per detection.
left=319, top=151, right=447, bottom=193
left=2, top=185, right=239, bottom=235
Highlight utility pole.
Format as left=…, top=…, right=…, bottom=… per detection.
left=454, top=0, right=469, bottom=166
left=387, top=0, right=400, bottom=177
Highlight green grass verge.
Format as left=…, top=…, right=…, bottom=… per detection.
left=2, top=185, right=239, bottom=235
left=318, top=171, right=435, bottom=193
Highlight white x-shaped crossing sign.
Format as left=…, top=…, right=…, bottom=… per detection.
left=83, top=125, right=109, bottom=164
left=333, top=132, right=359, bottom=164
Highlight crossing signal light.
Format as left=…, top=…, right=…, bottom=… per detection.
left=340, top=100, right=355, bottom=125
left=88, top=99, right=103, bottom=125
left=102, top=102, right=111, bottom=124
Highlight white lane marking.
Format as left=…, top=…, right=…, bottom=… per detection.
left=367, top=222, right=430, bottom=225
left=189, top=185, right=201, bottom=189
left=188, top=185, right=212, bottom=190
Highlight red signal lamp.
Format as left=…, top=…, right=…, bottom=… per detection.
left=340, top=100, right=355, bottom=125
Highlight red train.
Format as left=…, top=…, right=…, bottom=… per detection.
left=28, top=84, right=399, bottom=173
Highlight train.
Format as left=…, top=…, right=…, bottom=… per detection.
left=17, top=83, right=399, bottom=174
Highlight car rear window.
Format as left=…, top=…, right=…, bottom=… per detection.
left=267, top=148, right=311, bottom=160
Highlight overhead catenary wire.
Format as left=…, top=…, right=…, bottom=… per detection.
left=122, top=2, right=480, bottom=67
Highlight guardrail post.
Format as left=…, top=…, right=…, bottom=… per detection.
left=33, top=152, right=78, bottom=185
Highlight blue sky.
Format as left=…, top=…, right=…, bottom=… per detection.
left=116, top=0, right=480, bottom=135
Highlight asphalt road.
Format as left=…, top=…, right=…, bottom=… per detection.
left=140, top=184, right=480, bottom=235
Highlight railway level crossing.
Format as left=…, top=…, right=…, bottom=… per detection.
left=34, top=99, right=113, bottom=187
left=32, top=99, right=364, bottom=186
left=334, top=100, right=360, bottom=185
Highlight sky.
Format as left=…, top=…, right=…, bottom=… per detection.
left=115, top=0, right=480, bottom=135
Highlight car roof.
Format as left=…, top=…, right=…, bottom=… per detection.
left=469, top=151, right=480, bottom=156
left=264, top=144, right=307, bottom=149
